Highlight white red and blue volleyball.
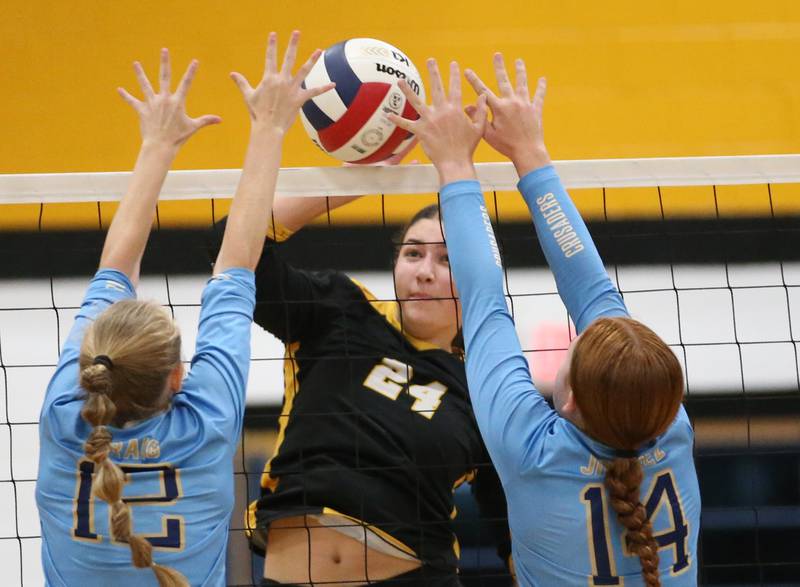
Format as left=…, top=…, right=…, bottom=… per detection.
left=300, top=38, right=425, bottom=163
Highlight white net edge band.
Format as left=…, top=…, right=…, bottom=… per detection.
left=1, top=154, right=799, bottom=204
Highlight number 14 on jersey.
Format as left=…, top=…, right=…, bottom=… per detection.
left=582, top=470, right=690, bottom=585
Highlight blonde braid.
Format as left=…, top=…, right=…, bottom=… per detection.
left=604, top=458, right=661, bottom=587
left=80, top=361, right=188, bottom=587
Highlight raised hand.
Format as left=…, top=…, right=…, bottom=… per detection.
left=389, top=59, right=487, bottom=185
left=230, top=31, right=334, bottom=133
left=215, top=31, right=335, bottom=273
left=103, top=49, right=220, bottom=283
left=465, top=53, right=550, bottom=177
left=118, top=48, right=221, bottom=149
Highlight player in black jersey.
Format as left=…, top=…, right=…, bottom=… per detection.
left=236, top=183, right=512, bottom=585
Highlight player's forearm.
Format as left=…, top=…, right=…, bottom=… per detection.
left=439, top=181, right=508, bottom=400
left=215, top=124, right=284, bottom=273
left=99, top=141, right=178, bottom=284
left=441, top=180, right=547, bottom=471
left=439, top=180, right=505, bottom=305
left=271, top=194, right=362, bottom=234
left=518, top=166, right=627, bottom=332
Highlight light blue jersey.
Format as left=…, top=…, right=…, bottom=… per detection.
left=36, top=267, right=255, bottom=587
left=440, top=167, right=700, bottom=586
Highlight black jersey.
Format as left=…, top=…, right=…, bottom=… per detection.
left=247, top=238, right=510, bottom=572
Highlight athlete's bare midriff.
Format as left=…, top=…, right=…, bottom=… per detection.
left=264, top=515, right=422, bottom=585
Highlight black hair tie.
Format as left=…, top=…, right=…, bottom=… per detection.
left=92, top=355, right=114, bottom=371
left=614, top=449, right=639, bottom=459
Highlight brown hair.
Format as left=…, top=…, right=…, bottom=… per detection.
left=79, top=300, right=187, bottom=586
left=391, top=203, right=441, bottom=264
left=570, top=317, right=684, bottom=587
left=392, top=203, right=464, bottom=354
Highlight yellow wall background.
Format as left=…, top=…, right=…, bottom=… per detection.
left=1, top=0, right=799, bottom=227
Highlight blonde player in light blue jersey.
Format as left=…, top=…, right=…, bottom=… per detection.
left=389, top=56, right=700, bottom=586
left=35, top=33, right=333, bottom=586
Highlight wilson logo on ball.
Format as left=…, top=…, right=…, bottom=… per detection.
left=299, top=38, right=425, bottom=164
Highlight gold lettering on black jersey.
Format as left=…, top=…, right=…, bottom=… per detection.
left=363, top=357, right=411, bottom=400
left=363, top=358, right=448, bottom=420
left=408, top=382, right=447, bottom=420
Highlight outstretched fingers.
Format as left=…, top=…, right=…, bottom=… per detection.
left=386, top=111, right=416, bottom=133
left=469, top=93, right=489, bottom=129
left=132, top=61, right=155, bottom=101
left=448, top=61, right=461, bottom=105
left=467, top=94, right=489, bottom=135
left=292, top=46, right=334, bottom=100
left=175, top=59, right=199, bottom=103
left=427, top=58, right=446, bottom=106
left=493, top=52, right=513, bottom=97
left=230, top=71, right=253, bottom=99
left=387, top=80, right=423, bottom=131
left=532, top=76, right=546, bottom=115
left=191, top=114, right=223, bottom=130
left=304, top=81, right=336, bottom=100
left=159, top=48, right=171, bottom=95
left=117, top=87, right=141, bottom=111
left=120, top=49, right=221, bottom=148
left=397, top=78, right=427, bottom=116
left=464, top=68, right=500, bottom=109
left=281, top=30, right=300, bottom=76
left=264, top=32, right=278, bottom=75
left=293, top=48, right=323, bottom=87
left=514, top=58, right=529, bottom=98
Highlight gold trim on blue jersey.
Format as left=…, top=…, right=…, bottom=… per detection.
left=119, top=462, right=182, bottom=505
left=581, top=482, right=623, bottom=587
left=111, top=462, right=184, bottom=550
left=640, top=469, right=692, bottom=577
left=71, top=458, right=101, bottom=544
left=110, top=514, right=185, bottom=552
left=71, top=460, right=185, bottom=549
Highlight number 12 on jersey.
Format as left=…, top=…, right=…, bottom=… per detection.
left=72, top=460, right=184, bottom=549
left=582, top=470, right=690, bottom=585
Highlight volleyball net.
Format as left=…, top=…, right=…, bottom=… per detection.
left=1, top=155, right=799, bottom=585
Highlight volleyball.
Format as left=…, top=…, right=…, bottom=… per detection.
left=299, top=38, right=425, bottom=163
